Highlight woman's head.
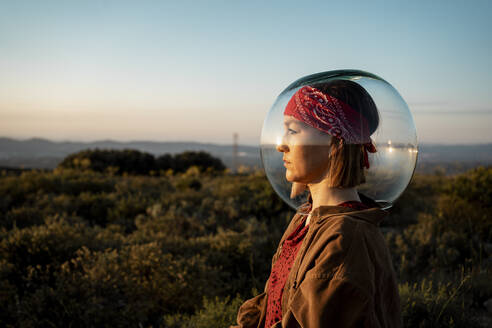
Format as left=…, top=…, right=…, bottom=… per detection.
left=277, top=80, right=379, bottom=188
left=277, top=116, right=332, bottom=184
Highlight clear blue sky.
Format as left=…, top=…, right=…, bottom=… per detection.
left=1, top=0, right=491, bottom=145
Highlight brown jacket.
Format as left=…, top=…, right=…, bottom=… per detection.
left=233, top=194, right=402, bottom=328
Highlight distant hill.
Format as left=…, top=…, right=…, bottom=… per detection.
left=415, top=143, right=492, bottom=174
left=417, top=143, right=492, bottom=163
left=0, top=137, right=491, bottom=175
left=0, top=137, right=261, bottom=170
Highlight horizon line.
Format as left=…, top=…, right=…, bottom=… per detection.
left=1, top=136, right=492, bottom=147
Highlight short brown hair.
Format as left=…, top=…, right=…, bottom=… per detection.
left=311, top=80, right=379, bottom=188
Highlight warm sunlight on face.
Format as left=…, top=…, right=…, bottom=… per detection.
left=276, top=116, right=332, bottom=184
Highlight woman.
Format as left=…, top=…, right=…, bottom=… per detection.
left=232, top=80, right=402, bottom=328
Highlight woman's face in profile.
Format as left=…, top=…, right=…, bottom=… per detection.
left=277, top=116, right=332, bottom=184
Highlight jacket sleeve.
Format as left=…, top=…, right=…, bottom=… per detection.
left=288, top=277, right=370, bottom=328
left=231, top=291, right=267, bottom=328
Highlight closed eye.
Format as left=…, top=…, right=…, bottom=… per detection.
left=288, top=128, right=297, bottom=134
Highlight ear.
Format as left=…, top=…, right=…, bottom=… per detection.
left=290, top=182, right=307, bottom=199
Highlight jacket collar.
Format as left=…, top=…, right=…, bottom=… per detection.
left=302, top=192, right=389, bottom=226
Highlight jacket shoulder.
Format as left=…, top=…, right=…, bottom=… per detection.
left=304, top=215, right=362, bottom=278
left=314, top=214, right=364, bottom=252
left=309, top=214, right=385, bottom=284
left=317, top=212, right=384, bottom=246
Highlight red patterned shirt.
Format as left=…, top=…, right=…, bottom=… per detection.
left=264, top=200, right=370, bottom=328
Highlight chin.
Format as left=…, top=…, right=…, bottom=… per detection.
left=285, top=173, right=295, bottom=183
left=285, top=171, right=307, bottom=184
left=285, top=169, right=296, bottom=182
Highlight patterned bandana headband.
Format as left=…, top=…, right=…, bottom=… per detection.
left=284, top=85, right=377, bottom=169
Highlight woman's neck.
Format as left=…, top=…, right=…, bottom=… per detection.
left=308, top=180, right=361, bottom=211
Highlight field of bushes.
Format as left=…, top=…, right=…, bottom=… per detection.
left=0, top=150, right=491, bottom=327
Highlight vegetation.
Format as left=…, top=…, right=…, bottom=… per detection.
left=0, top=152, right=491, bottom=327
left=58, top=149, right=226, bottom=175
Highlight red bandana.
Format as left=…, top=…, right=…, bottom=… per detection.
left=284, top=85, right=377, bottom=169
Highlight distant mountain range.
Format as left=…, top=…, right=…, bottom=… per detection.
left=0, top=137, right=261, bottom=170
left=0, top=137, right=491, bottom=174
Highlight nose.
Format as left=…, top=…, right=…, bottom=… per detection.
left=276, top=143, right=289, bottom=153
left=276, top=132, right=290, bottom=153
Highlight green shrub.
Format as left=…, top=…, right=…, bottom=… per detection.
left=1, top=166, right=490, bottom=327
left=445, top=166, right=492, bottom=208
left=4, top=205, right=44, bottom=229
left=387, top=175, right=491, bottom=279
left=0, top=216, right=95, bottom=295
left=163, top=295, right=244, bottom=328
left=399, top=275, right=479, bottom=328
left=57, top=149, right=226, bottom=176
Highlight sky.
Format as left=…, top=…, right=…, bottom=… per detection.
left=0, top=0, right=491, bottom=146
